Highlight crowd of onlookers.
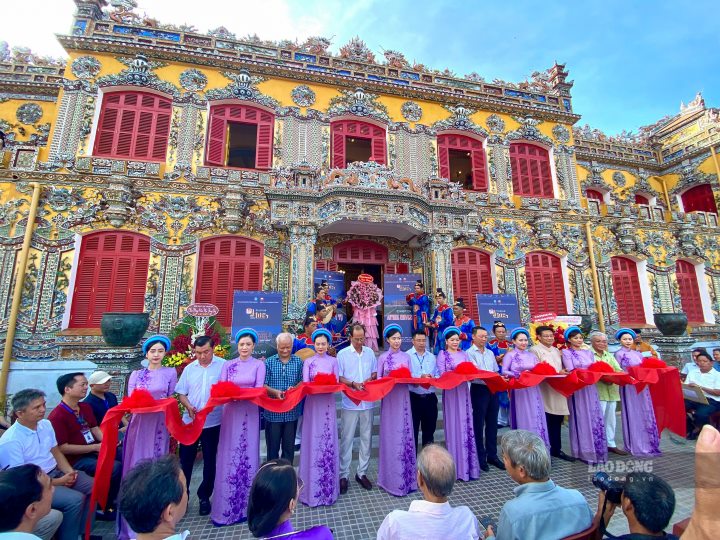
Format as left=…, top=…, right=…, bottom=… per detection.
left=0, top=366, right=716, bottom=539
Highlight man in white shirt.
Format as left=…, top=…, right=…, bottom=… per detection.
left=0, top=389, right=93, bottom=540
left=680, top=348, right=705, bottom=381
left=529, top=326, right=575, bottom=462
left=175, top=336, right=225, bottom=516
left=0, top=464, right=55, bottom=539
left=377, top=444, right=480, bottom=540
left=407, top=330, right=439, bottom=448
left=337, top=323, right=377, bottom=494
left=467, top=326, right=504, bottom=471
left=685, top=351, right=720, bottom=439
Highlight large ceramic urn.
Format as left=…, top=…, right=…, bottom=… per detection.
left=100, top=312, right=150, bottom=347
left=652, top=312, right=688, bottom=336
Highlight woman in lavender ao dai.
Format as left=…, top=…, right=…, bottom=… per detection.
left=502, top=328, right=550, bottom=448
left=437, top=326, right=480, bottom=481
left=377, top=324, right=417, bottom=496
left=212, top=328, right=266, bottom=526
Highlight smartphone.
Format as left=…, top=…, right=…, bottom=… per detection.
left=479, top=516, right=498, bottom=535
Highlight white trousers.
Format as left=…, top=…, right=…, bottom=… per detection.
left=600, top=400, right=618, bottom=448
left=339, top=408, right=373, bottom=479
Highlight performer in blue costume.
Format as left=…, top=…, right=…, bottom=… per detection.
left=489, top=321, right=511, bottom=427
left=453, top=298, right=475, bottom=351
left=429, top=288, right=455, bottom=355
left=292, top=317, right=317, bottom=354
left=406, top=280, right=431, bottom=335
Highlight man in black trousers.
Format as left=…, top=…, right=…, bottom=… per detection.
left=407, top=330, right=439, bottom=448
left=467, top=326, right=505, bottom=471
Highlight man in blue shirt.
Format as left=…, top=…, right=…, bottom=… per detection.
left=485, top=430, right=592, bottom=540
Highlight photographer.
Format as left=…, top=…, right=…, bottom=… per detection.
left=594, top=472, right=678, bottom=539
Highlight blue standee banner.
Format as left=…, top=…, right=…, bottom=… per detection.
left=314, top=271, right=346, bottom=302
left=383, top=273, right=422, bottom=349
left=475, top=294, right=522, bottom=332
left=231, top=291, right=284, bottom=359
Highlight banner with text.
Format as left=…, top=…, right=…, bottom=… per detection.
left=231, top=291, right=284, bottom=358
left=314, top=271, right=346, bottom=302
left=476, top=294, right=522, bottom=332
left=384, top=273, right=422, bottom=348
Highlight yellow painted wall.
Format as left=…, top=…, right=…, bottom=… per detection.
left=0, top=98, right=56, bottom=143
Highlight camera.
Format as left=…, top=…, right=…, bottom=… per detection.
left=592, top=472, right=624, bottom=504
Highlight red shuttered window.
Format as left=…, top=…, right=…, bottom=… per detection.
left=383, top=263, right=409, bottom=275
left=635, top=194, right=649, bottom=205
left=451, top=248, right=493, bottom=319
left=195, top=237, right=264, bottom=327
left=525, top=252, right=567, bottom=317
left=681, top=184, right=717, bottom=214
left=94, top=91, right=172, bottom=161
left=438, top=134, right=488, bottom=191
left=331, top=120, right=386, bottom=168
left=333, top=240, right=388, bottom=264
left=610, top=257, right=646, bottom=325
left=509, top=143, right=554, bottom=198
left=586, top=189, right=604, bottom=201
left=676, top=260, right=705, bottom=323
left=315, top=260, right=339, bottom=271
left=205, top=104, right=274, bottom=169
left=69, top=231, right=150, bottom=328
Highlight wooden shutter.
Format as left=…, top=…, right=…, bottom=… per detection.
left=315, top=260, right=339, bottom=271
left=382, top=263, right=409, bottom=275
left=525, top=252, right=567, bottom=317
left=586, top=189, right=604, bottom=201
left=93, top=91, right=171, bottom=161
left=635, top=194, right=649, bottom=205
left=451, top=248, right=493, bottom=319
left=437, top=134, right=487, bottom=191
left=510, top=143, right=553, bottom=198
left=610, top=257, right=646, bottom=325
left=205, top=104, right=275, bottom=169
left=676, top=260, right=704, bottom=322
left=333, top=240, right=388, bottom=264
left=195, top=236, right=265, bottom=327
left=331, top=120, right=386, bottom=167
left=69, top=231, right=150, bottom=328
left=681, top=184, right=717, bottom=214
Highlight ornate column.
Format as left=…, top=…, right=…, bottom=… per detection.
left=555, top=145, right=581, bottom=205
left=167, top=93, right=206, bottom=179
left=48, top=79, right=96, bottom=166
left=485, top=115, right=511, bottom=203
left=425, top=234, right=454, bottom=303
left=288, top=225, right=316, bottom=317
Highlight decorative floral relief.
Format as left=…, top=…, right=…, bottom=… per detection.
left=179, top=68, right=207, bottom=91
left=16, top=103, right=42, bottom=124
left=552, top=124, right=570, bottom=144
left=291, top=85, right=315, bottom=107
left=612, top=171, right=626, bottom=187
left=400, top=101, right=422, bottom=122
left=71, top=56, right=101, bottom=80
left=486, top=114, right=505, bottom=133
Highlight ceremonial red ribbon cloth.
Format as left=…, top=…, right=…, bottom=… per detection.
left=88, top=362, right=683, bottom=536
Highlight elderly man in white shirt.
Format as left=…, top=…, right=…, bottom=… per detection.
left=337, top=323, right=377, bottom=494
left=407, top=329, right=439, bottom=448
left=466, top=326, right=504, bottom=471
left=377, top=443, right=480, bottom=540
left=175, top=335, right=225, bottom=516
left=0, top=389, right=93, bottom=540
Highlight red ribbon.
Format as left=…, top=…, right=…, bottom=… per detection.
left=88, top=363, right=683, bottom=537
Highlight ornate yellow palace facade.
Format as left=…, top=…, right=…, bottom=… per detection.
left=1, top=0, right=719, bottom=399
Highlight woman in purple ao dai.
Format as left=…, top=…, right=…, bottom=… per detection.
left=614, top=328, right=661, bottom=457
left=119, top=335, right=177, bottom=540
left=502, top=328, right=550, bottom=448
left=298, top=329, right=340, bottom=507
left=377, top=324, right=417, bottom=496
left=562, top=326, right=607, bottom=464
left=437, top=326, right=480, bottom=481
left=212, top=328, right=266, bottom=526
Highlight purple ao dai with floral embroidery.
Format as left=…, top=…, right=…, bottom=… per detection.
left=377, top=350, right=417, bottom=496
left=118, top=366, right=177, bottom=540
left=211, top=357, right=266, bottom=526
left=298, top=353, right=340, bottom=507
left=614, top=347, right=661, bottom=457
left=437, top=350, right=480, bottom=481
left=502, top=349, right=550, bottom=448
left=562, top=348, right=608, bottom=464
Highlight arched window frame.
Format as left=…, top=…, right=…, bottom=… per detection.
left=330, top=116, right=388, bottom=168
left=675, top=259, right=712, bottom=324
left=451, top=247, right=496, bottom=319
left=437, top=130, right=489, bottom=192
left=508, top=140, right=558, bottom=199
left=609, top=256, right=653, bottom=326
left=677, top=184, right=718, bottom=215
left=524, top=251, right=570, bottom=317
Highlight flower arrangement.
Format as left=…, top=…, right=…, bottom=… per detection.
left=346, top=279, right=382, bottom=310
left=162, top=311, right=231, bottom=375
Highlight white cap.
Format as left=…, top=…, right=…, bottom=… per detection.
left=88, top=371, right=112, bottom=385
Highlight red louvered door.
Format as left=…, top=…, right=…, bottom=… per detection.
left=451, top=248, right=493, bottom=319
left=333, top=240, right=388, bottom=264
left=681, top=184, right=717, bottom=214
left=69, top=231, right=151, bottom=328
left=205, top=104, right=275, bottom=169
left=676, top=260, right=705, bottom=322
left=525, top=252, right=567, bottom=317
left=94, top=91, right=172, bottom=161
left=586, top=189, right=604, bottom=201
left=510, top=143, right=553, bottom=198
left=610, top=257, right=646, bottom=325
left=195, top=237, right=265, bottom=327
left=331, top=120, right=386, bottom=168
left=437, top=134, right=488, bottom=191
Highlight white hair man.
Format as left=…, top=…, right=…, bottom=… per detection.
left=485, top=430, right=592, bottom=540
left=377, top=444, right=480, bottom=539
left=263, top=332, right=304, bottom=463
left=589, top=331, right=628, bottom=456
